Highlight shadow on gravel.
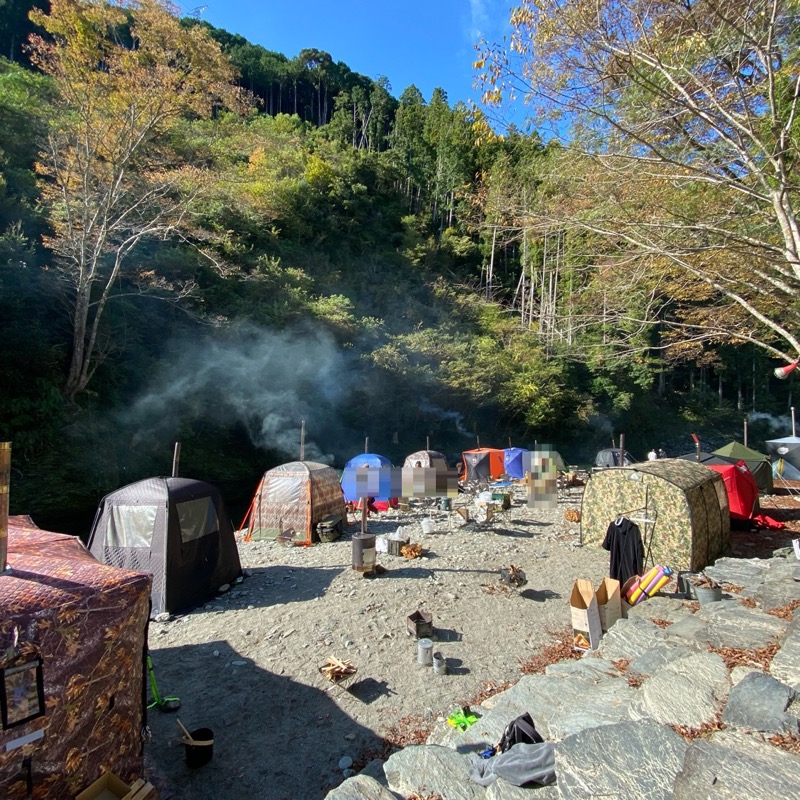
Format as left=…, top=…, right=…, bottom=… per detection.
left=519, top=588, right=561, bottom=602
left=218, top=565, right=342, bottom=609
left=444, top=657, right=470, bottom=676
left=346, top=678, right=396, bottom=704
left=431, top=627, right=463, bottom=642
left=146, top=640, right=383, bottom=800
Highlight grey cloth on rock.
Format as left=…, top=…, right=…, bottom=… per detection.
left=468, top=742, right=557, bottom=787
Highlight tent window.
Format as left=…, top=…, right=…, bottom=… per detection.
left=107, top=505, right=157, bottom=548
left=177, top=497, right=219, bottom=543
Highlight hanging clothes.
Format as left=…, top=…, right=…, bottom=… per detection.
left=602, top=516, right=644, bottom=585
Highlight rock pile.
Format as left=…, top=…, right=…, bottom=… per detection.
left=326, top=552, right=800, bottom=800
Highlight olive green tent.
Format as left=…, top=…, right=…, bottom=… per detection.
left=712, top=441, right=774, bottom=493
left=580, top=459, right=730, bottom=572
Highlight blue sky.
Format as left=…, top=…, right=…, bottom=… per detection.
left=199, top=0, right=516, bottom=111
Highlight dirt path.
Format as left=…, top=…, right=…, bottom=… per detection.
left=143, top=493, right=610, bottom=799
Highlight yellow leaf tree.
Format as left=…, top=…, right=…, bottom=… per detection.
left=478, top=0, right=800, bottom=365
left=28, top=0, right=246, bottom=400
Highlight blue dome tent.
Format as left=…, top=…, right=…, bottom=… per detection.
left=341, top=452, right=394, bottom=502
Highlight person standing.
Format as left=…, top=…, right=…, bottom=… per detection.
left=647, top=448, right=658, bottom=461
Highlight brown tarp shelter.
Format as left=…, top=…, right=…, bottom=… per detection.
left=1, top=516, right=151, bottom=800
left=88, top=476, right=242, bottom=617
left=244, top=461, right=346, bottom=545
left=580, top=459, right=730, bottom=572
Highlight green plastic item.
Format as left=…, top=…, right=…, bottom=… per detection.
left=446, top=708, right=478, bottom=731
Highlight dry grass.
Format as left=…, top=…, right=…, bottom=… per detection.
left=721, top=583, right=744, bottom=593
left=519, top=628, right=581, bottom=675
left=708, top=642, right=780, bottom=671
left=768, top=731, right=800, bottom=754
left=612, top=658, right=646, bottom=687
left=670, top=718, right=725, bottom=741
left=470, top=679, right=514, bottom=706
left=767, top=600, right=800, bottom=620
left=739, top=596, right=758, bottom=608
left=648, top=618, right=671, bottom=628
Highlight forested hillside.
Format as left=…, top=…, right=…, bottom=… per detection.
left=0, top=0, right=797, bottom=531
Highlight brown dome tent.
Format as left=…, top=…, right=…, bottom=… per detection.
left=1, top=517, right=151, bottom=799
left=403, top=449, right=448, bottom=470
left=243, top=461, right=346, bottom=545
left=88, top=476, right=242, bottom=617
left=580, top=459, right=730, bottom=572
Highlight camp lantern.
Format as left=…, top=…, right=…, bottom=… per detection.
left=773, top=359, right=800, bottom=379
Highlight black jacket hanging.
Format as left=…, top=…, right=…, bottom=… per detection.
left=602, top=516, right=644, bottom=585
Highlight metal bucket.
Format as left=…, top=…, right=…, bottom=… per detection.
left=695, top=585, right=722, bottom=605
left=417, top=638, right=433, bottom=666
left=352, top=534, right=376, bottom=572
left=432, top=652, right=447, bottom=674
left=438, top=497, right=452, bottom=512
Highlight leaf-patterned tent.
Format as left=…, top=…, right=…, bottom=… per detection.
left=1, top=516, right=151, bottom=799
left=580, top=459, right=730, bottom=572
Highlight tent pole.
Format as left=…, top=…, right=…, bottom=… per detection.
left=743, top=416, right=748, bottom=447
left=365, top=436, right=369, bottom=454
left=300, top=420, right=305, bottom=461
left=0, top=442, right=9, bottom=573
left=171, top=442, right=181, bottom=478
left=792, top=407, right=796, bottom=438
left=426, top=435, right=430, bottom=451
left=619, top=433, right=625, bottom=466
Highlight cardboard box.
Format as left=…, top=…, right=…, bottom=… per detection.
left=570, top=578, right=603, bottom=651
left=75, top=772, right=130, bottom=800
left=596, top=577, right=622, bottom=632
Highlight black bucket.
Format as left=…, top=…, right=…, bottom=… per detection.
left=183, top=727, right=214, bottom=768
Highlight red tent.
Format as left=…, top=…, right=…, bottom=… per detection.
left=707, top=461, right=759, bottom=521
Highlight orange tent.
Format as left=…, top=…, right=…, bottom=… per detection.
left=462, top=447, right=505, bottom=482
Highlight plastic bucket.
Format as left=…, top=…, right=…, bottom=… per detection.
left=432, top=652, right=447, bottom=674
left=421, top=518, right=434, bottom=534
left=417, top=638, right=433, bottom=666
left=183, top=728, right=214, bottom=768
left=695, top=585, right=722, bottom=605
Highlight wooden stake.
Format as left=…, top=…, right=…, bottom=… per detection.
left=0, top=442, right=9, bottom=573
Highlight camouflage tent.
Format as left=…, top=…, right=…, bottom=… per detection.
left=244, top=461, right=346, bottom=545
left=580, top=459, right=730, bottom=572
left=1, top=516, right=150, bottom=800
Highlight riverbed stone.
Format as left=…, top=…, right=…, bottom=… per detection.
left=596, top=615, right=666, bottom=661
left=631, top=652, right=729, bottom=727
left=770, top=626, right=800, bottom=691
left=555, top=719, right=688, bottom=800
left=722, top=670, right=797, bottom=733
left=323, top=774, right=397, bottom=800
left=671, top=729, right=800, bottom=800
left=383, top=744, right=482, bottom=800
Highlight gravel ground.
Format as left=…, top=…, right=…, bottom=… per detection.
left=143, top=487, right=609, bottom=799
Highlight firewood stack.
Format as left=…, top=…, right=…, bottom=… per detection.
left=319, top=656, right=357, bottom=683
left=401, top=542, right=424, bottom=559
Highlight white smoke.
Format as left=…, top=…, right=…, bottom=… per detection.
left=747, top=411, right=795, bottom=435
left=417, top=399, right=471, bottom=437
left=123, top=322, right=347, bottom=463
